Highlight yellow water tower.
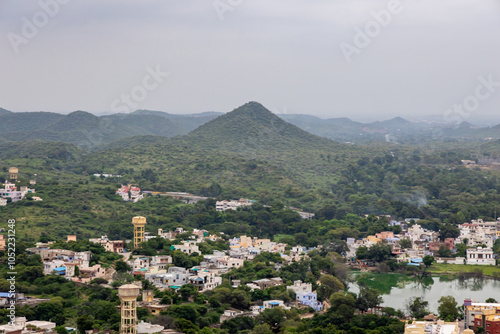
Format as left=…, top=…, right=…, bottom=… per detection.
left=132, top=216, right=146, bottom=249
left=9, top=167, right=18, bottom=181
left=118, top=284, right=140, bottom=334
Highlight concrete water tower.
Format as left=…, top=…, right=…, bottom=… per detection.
left=9, top=167, right=18, bottom=181
left=132, top=216, right=146, bottom=249
left=118, top=284, right=140, bottom=334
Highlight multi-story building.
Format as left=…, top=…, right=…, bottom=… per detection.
left=189, top=270, right=222, bottom=292
left=215, top=256, right=244, bottom=269
left=151, top=255, right=172, bottom=270
left=158, top=227, right=185, bottom=240
left=146, top=267, right=190, bottom=289
left=472, top=309, right=500, bottom=333
left=287, top=280, right=312, bottom=294
left=0, top=181, right=34, bottom=202
left=116, top=185, right=144, bottom=202
left=130, top=257, right=150, bottom=271
left=464, top=300, right=500, bottom=329
left=296, top=292, right=322, bottom=311
left=89, top=235, right=124, bottom=253
left=172, top=241, right=199, bottom=255
left=466, top=247, right=496, bottom=266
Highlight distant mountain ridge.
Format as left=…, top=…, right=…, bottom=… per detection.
left=1, top=104, right=500, bottom=147
left=278, top=114, right=497, bottom=144
left=0, top=108, right=222, bottom=147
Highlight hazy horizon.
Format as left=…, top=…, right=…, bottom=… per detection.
left=1, top=1, right=499, bottom=125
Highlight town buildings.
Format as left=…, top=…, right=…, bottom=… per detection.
left=464, top=300, right=500, bottom=330
left=466, top=247, right=496, bottom=266
left=0, top=181, right=35, bottom=203
left=404, top=320, right=461, bottom=334
left=215, top=198, right=253, bottom=211
left=116, top=185, right=144, bottom=202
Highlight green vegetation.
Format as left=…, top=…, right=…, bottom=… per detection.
left=3, top=101, right=500, bottom=333
left=428, top=263, right=500, bottom=277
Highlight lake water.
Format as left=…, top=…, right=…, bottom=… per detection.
left=348, top=272, right=500, bottom=314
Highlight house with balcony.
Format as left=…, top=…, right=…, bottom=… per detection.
left=296, top=291, right=323, bottom=311
left=189, top=270, right=222, bottom=292
left=146, top=267, right=190, bottom=289
left=466, top=247, right=496, bottom=265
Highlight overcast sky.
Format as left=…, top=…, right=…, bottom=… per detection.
left=1, top=0, right=499, bottom=123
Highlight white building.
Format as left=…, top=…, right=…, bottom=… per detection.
left=287, top=280, right=312, bottom=294
left=146, top=267, right=190, bottom=288
left=189, top=270, right=222, bottom=292
left=173, top=241, right=200, bottom=255
left=130, top=257, right=150, bottom=271
left=137, top=321, right=164, bottom=334
left=116, top=185, right=144, bottom=202
left=251, top=300, right=290, bottom=314
left=404, top=320, right=460, bottom=334
left=151, top=255, right=172, bottom=270
left=296, top=292, right=323, bottom=311
left=0, top=198, right=7, bottom=206
left=466, top=247, right=496, bottom=265
left=0, top=317, right=56, bottom=333
left=215, top=256, right=244, bottom=269
left=0, top=181, right=34, bottom=202
left=215, top=199, right=253, bottom=211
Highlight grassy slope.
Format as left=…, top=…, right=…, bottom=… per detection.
left=428, top=263, right=500, bottom=276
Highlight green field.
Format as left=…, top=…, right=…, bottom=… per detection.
left=428, top=263, right=500, bottom=276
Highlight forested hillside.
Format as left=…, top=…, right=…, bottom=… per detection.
left=1, top=102, right=500, bottom=241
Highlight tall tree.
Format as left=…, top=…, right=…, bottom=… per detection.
left=438, top=296, right=459, bottom=321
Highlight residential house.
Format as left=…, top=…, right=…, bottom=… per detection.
left=172, top=241, right=199, bottom=255
left=78, top=264, right=105, bottom=281
left=0, top=181, right=34, bottom=202
left=105, top=240, right=124, bottom=253
left=215, top=256, right=244, bottom=269
left=116, top=185, right=143, bottom=202
left=89, top=235, right=124, bottom=253
left=252, top=278, right=283, bottom=290
left=130, top=257, right=150, bottom=271
left=296, top=291, right=323, bottom=311
left=466, top=247, right=496, bottom=265
left=146, top=267, right=190, bottom=289
left=287, top=280, right=312, bottom=294
left=157, top=227, right=185, bottom=240
left=251, top=300, right=290, bottom=314
left=151, top=255, right=172, bottom=270
left=189, top=270, right=222, bottom=292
